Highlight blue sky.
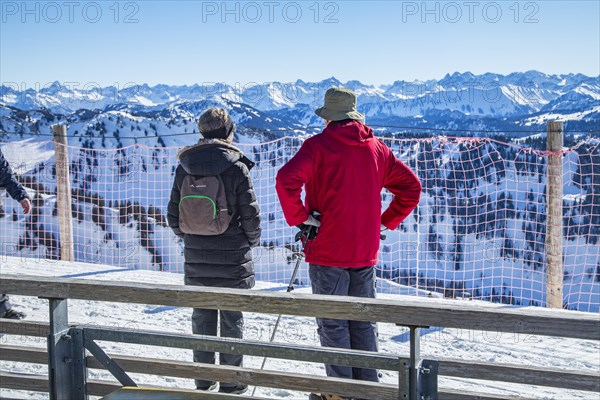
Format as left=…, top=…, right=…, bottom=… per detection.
left=1, top=1, right=599, bottom=87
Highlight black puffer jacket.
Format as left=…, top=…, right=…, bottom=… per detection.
left=0, top=150, right=29, bottom=201
left=167, top=139, right=261, bottom=289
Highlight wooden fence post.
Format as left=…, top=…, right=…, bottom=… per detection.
left=52, top=125, right=74, bottom=262
left=546, top=121, right=564, bottom=309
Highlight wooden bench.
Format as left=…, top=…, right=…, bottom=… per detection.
left=100, top=386, right=271, bottom=400
left=2, top=274, right=598, bottom=400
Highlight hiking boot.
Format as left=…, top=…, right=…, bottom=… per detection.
left=197, top=382, right=218, bottom=391
left=309, top=394, right=350, bottom=400
left=0, top=309, right=25, bottom=319
left=219, top=384, right=248, bottom=394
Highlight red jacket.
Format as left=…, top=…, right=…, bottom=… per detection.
left=276, top=120, right=422, bottom=268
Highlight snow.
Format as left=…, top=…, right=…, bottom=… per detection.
left=575, top=85, right=600, bottom=100
left=522, top=106, right=600, bottom=125
left=131, top=96, right=157, bottom=107
left=1, top=257, right=599, bottom=399
left=0, top=139, right=54, bottom=175
left=1, top=134, right=599, bottom=313
left=2, top=73, right=598, bottom=120
left=564, top=193, right=587, bottom=204
left=0, top=94, right=18, bottom=104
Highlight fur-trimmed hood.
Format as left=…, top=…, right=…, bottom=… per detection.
left=177, top=139, right=255, bottom=177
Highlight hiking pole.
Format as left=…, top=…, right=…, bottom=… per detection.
left=251, top=212, right=320, bottom=395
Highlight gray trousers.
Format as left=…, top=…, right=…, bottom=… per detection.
left=191, top=308, right=243, bottom=389
left=309, top=264, right=379, bottom=382
left=0, top=294, right=11, bottom=317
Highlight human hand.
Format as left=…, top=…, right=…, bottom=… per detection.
left=20, top=198, right=31, bottom=214
left=295, top=212, right=321, bottom=242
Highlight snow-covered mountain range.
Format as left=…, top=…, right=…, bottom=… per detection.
left=1, top=71, right=599, bottom=135
left=0, top=71, right=599, bottom=313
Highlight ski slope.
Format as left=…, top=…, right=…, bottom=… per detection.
left=1, top=134, right=599, bottom=312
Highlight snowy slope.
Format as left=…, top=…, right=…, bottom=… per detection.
left=1, top=135, right=599, bottom=312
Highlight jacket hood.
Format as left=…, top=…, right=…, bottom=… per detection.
left=177, top=139, right=254, bottom=176
left=322, top=120, right=374, bottom=146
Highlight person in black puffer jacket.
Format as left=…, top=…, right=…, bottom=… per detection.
left=0, top=149, right=31, bottom=320
left=167, top=108, right=260, bottom=394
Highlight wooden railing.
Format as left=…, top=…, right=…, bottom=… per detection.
left=1, top=274, right=599, bottom=400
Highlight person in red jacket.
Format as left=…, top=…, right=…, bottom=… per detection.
left=276, top=87, right=422, bottom=396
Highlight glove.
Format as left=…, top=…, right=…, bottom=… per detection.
left=304, top=215, right=321, bottom=228
left=295, top=214, right=321, bottom=242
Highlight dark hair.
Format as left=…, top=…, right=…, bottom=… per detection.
left=198, top=108, right=234, bottom=139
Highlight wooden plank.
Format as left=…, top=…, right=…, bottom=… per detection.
left=52, top=124, right=74, bottom=262
left=0, top=366, right=118, bottom=397
left=0, top=345, right=395, bottom=399
left=0, top=344, right=47, bottom=364
left=1, top=343, right=597, bottom=396
left=439, top=388, right=534, bottom=400
left=101, top=386, right=272, bottom=400
left=87, top=379, right=123, bottom=396
left=439, top=357, right=600, bottom=392
left=2, top=275, right=598, bottom=340
left=85, top=327, right=401, bottom=371
left=546, top=121, right=564, bottom=309
left=87, top=353, right=398, bottom=400
left=1, top=345, right=596, bottom=394
left=0, top=371, right=48, bottom=391
left=0, top=319, right=49, bottom=337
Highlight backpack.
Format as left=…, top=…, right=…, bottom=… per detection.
left=178, top=174, right=231, bottom=235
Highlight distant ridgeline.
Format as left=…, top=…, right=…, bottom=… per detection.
left=1, top=71, right=599, bottom=140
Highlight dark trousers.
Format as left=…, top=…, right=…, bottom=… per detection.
left=309, top=264, right=379, bottom=382
left=191, top=308, right=244, bottom=389
left=0, top=294, right=11, bottom=317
